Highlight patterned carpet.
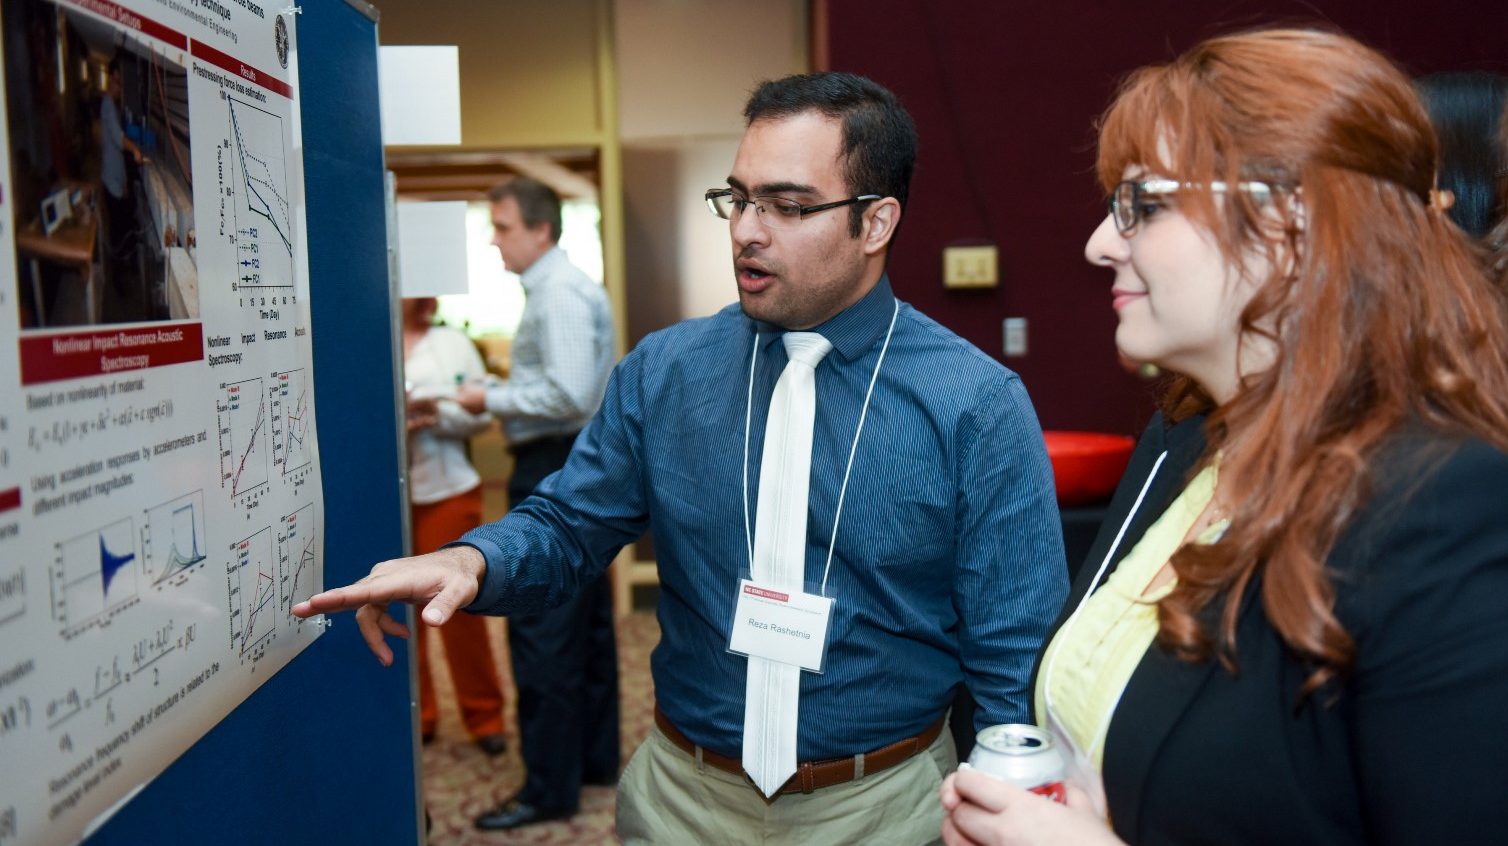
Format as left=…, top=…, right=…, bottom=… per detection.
left=420, top=612, right=659, bottom=845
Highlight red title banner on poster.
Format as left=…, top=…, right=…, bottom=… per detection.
left=60, top=0, right=189, bottom=49
left=19, top=323, right=205, bottom=386
left=190, top=38, right=292, bottom=99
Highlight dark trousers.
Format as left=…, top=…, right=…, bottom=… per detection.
left=103, top=188, right=137, bottom=288
left=507, top=433, right=620, bottom=811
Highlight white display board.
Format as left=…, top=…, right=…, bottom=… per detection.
left=378, top=45, right=462, bottom=146
left=396, top=200, right=470, bottom=297
left=0, top=1, right=324, bottom=843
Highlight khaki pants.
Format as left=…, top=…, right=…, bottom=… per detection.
left=617, top=725, right=956, bottom=845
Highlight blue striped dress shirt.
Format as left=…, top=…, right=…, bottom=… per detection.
left=460, top=276, right=1068, bottom=760
left=484, top=247, right=615, bottom=444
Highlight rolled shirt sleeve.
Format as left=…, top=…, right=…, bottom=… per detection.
left=459, top=342, right=652, bottom=615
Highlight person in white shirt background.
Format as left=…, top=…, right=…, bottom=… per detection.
left=402, top=296, right=509, bottom=756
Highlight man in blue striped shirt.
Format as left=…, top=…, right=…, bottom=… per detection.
left=297, top=72, right=1067, bottom=844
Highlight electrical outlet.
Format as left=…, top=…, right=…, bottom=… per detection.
left=1003, top=317, right=1027, bottom=357
left=943, top=245, right=998, bottom=288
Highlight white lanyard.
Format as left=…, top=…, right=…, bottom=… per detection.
left=740, top=300, right=900, bottom=597
left=1043, top=449, right=1167, bottom=761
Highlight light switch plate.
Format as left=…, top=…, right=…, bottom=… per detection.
left=1003, top=317, right=1028, bottom=357
left=943, top=245, right=998, bottom=288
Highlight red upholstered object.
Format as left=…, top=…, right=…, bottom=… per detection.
left=1043, top=431, right=1136, bottom=506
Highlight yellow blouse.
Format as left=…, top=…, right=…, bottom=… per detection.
left=1034, top=463, right=1226, bottom=770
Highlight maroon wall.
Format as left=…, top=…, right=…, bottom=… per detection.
left=819, top=1, right=1508, bottom=435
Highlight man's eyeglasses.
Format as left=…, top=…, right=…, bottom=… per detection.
left=705, top=188, right=880, bottom=229
left=1110, top=178, right=1274, bottom=235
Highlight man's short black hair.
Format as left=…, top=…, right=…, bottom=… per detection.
left=743, top=72, right=917, bottom=237
left=487, top=176, right=563, bottom=243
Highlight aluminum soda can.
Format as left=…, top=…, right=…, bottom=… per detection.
left=963, top=723, right=1067, bottom=803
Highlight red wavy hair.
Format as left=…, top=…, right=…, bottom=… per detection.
left=1096, top=28, right=1508, bottom=695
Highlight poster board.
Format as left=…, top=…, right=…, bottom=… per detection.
left=0, top=0, right=415, bottom=843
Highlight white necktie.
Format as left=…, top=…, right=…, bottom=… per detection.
left=743, top=331, right=833, bottom=797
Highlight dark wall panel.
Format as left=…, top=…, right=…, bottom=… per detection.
left=821, top=0, right=1508, bottom=433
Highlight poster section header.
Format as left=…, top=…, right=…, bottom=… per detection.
left=62, top=0, right=293, bottom=99
left=60, top=0, right=187, bottom=48
left=191, top=39, right=292, bottom=100
left=20, top=324, right=205, bottom=385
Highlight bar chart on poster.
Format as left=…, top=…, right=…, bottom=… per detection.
left=0, top=1, right=327, bottom=843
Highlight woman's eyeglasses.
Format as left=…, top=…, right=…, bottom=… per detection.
left=1110, top=179, right=1274, bottom=235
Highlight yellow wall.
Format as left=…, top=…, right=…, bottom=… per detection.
left=376, top=0, right=607, bottom=148
left=377, top=0, right=625, bottom=360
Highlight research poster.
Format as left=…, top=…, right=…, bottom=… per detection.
left=0, top=0, right=323, bottom=842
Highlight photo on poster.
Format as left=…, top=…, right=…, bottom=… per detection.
left=4, top=0, right=198, bottom=330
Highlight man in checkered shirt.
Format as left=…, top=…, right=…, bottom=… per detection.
left=456, top=176, right=619, bottom=831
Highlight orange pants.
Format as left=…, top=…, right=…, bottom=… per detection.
left=413, top=487, right=506, bottom=739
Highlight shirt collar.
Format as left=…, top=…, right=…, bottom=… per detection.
left=753, top=275, right=896, bottom=363
left=519, top=246, right=566, bottom=291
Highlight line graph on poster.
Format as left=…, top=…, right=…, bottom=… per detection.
left=217, top=89, right=295, bottom=293
left=270, top=369, right=313, bottom=485
left=217, top=378, right=268, bottom=504
left=51, top=517, right=141, bottom=637
left=278, top=503, right=316, bottom=626
left=227, top=526, right=278, bottom=664
left=143, top=490, right=210, bottom=588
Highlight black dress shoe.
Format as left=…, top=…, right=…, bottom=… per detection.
left=474, top=733, right=508, bottom=756
left=474, top=800, right=573, bottom=831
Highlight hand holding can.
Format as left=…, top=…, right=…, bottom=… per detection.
left=962, top=723, right=1068, bottom=803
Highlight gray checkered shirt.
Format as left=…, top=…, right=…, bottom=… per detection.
left=485, top=247, right=614, bottom=445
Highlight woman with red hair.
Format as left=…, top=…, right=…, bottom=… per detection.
left=943, top=28, right=1508, bottom=845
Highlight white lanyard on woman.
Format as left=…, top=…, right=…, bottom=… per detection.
left=1040, top=449, right=1167, bottom=817
left=739, top=299, right=899, bottom=597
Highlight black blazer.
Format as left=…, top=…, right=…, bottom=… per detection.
left=1050, top=413, right=1508, bottom=845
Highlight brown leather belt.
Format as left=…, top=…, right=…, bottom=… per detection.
left=653, top=705, right=947, bottom=796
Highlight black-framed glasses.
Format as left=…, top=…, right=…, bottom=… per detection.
left=704, top=188, right=881, bottom=229
left=1109, top=178, right=1274, bottom=235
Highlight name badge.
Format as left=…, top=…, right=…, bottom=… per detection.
left=727, top=579, right=833, bottom=673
